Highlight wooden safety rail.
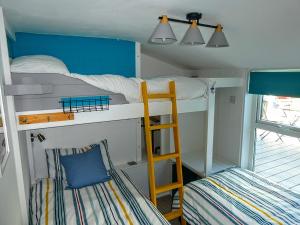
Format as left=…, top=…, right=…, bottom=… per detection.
left=19, top=112, right=74, bottom=125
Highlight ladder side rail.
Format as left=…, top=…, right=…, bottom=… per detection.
left=141, top=81, right=186, bottom=224
left=141, top=81, right=157, bottom=205
left=169, top=81, right=184, bottom=216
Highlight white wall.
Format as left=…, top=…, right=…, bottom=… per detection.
left=196, top=69, right=247, bottom=166
left=29, top=120, right=140, bottom=181
left=176, top=112, right=206, bottom=154
left=193, top=68, right=247, bottom=78
left=141, top=53, right=193, bottom=78
left=213, top=88, right=244, bottom=164
left=0, top=151, right=23, bottom=225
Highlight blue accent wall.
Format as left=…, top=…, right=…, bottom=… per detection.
left=11, top=33, right=136, bottom=77
left=249, top=71, right=300, bottom=97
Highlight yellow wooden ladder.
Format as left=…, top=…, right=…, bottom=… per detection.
left=141, top=81, right=185, bottom=224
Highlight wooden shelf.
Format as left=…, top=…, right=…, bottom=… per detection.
left=180, top=151, right=236, bottom=177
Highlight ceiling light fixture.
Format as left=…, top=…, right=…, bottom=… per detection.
left=149, top=15, right=177, bottom=44
left=181, top=20, right=205, bottom=45
left=206, top=24, right=229, bottom=47
left=149, top=12, right=229, bottom=47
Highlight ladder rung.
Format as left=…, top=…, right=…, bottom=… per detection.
left=150, top=123, right=176, bottom=130
left=164, top=209, right=182, bottom=221
left=156, top=182, right=182, bottom=194
left=153, top=153, right=179, bottom=162
left=148, top=93, right=174, bottom=99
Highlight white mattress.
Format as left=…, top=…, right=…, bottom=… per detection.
left=11, top=72, right=128, bottom=112
left=31, top=169, right=170, bottom=225
left=68, top=74, right=208, bottom=103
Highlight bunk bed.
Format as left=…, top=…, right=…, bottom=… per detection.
left=9, top=56, right=244, bottom=178
left=173, top=168, right=300, bottom=225
left=10, top=67, right=243, bottom=177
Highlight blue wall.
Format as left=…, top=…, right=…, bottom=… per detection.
left=10, top=33, right=136, bottom=77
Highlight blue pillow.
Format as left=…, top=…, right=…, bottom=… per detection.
left=60, top=145, right=111, bottom=189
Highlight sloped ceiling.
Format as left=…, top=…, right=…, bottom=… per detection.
left=1, top=0, right=300, bottom=69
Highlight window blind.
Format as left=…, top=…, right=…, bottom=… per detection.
left=249, top=70, right=300, bottom=97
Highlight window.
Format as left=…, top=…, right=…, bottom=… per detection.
left=248, top=70, right=300, bottom=193
left=253, top=95, right=300, bottom=193
left=258, top=96, right=300, bottom=129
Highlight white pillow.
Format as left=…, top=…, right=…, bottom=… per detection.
left=10, top=55, right=70, bottom=75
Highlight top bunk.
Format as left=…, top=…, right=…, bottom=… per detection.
left=8, top=55, right=243, bottom=131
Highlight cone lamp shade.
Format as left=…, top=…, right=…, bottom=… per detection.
left=206, top=24, right=229, bottom=47
left=149, top=15, right=177, bottom=44
left=181, top=20, right=205, bottom=45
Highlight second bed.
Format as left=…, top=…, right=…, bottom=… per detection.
left=173, top=168, right=300, bottom=225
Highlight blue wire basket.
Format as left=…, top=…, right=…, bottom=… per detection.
left=59, top=96, right=110, bottom=113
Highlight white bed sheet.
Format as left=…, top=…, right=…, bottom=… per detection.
left=67, top=74, right=207, bottom=103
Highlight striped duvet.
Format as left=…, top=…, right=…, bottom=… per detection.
left=30, top=169, right=169, bottom=225
left=173, top=168, right=300, bottom=225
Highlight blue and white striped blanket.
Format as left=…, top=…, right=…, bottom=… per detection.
left=173, top=168, right=300, bottom=225
left=30, top=169, right=169, bottom=225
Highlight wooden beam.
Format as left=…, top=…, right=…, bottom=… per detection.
left=19, top=112, right=74, bottom=125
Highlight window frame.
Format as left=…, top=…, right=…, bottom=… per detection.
left=254, top=95, right=300, bottom=139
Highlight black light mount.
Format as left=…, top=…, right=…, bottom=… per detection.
left=31, top=133, right=46, bottom=143
left=158, top=12, right=218, bottom=29
left=186, top=12, right=202, bottom=22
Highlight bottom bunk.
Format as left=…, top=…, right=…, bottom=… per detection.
left=173, top=168, right=300, bottom=225
left=30, top=168, right=169, bottom=225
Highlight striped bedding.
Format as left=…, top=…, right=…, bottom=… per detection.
left=30, top=169, right=169, bottom=225
left=173, top=168, right=300, bottom=225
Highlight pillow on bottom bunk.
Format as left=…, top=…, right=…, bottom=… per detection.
left=45, top=139, right=112, bottom=180
left=60, top=144, right=111, bottom=189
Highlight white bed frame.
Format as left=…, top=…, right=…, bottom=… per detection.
left=14, top=77, right=242, bottom=132
left=15, top=78, right=242, bottom=172
left=0, top=8, right=243, bottom=225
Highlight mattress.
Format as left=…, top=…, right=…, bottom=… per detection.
left=30, top=168, right=169, bottom=225
left=11, top=73, right=128, bottom=112
left=69, top=73, right=208, bottom=103
left=173, top=168, right=300, bottom=225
